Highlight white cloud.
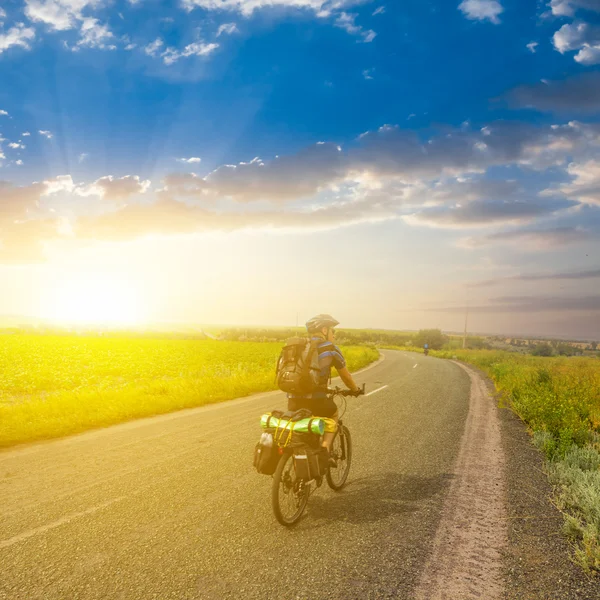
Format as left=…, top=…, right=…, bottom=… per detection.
left=144, top=37, right=163, bottom=56
left=459, top=0, right=503, bottom=24
left=553, top=159, right=600, bottom=206
left=334, top=12, right=376, bottom=42
left=0, top=9, right=6, bottom=20
left=217, top=22, right=239, bottom=36
left=550, top=0, right=600, bottom=17
left=77, top=17, right=113, bottom=48
left=0, top=110, right=8, bottom=116
left=362, top=68, right=374, bottom=80
left=526, top=41, right=538, bottom=53
left=553, top=21, right=600, bottom=64
left=39, top=130, right=53, bottom=138
left=161, top=41, right=219, bottom=65
left=22, top=132, right=31, bottom=136
left=373, top=6, right=385, bottom=16
left=43, top=174, right=75, bottom=195
left=78, top=152, right=88, bottom=163
left=181, top=0, right=336, bottom=17
left=23, top=0, right=104, bottom=31
left=0, top=23, right=36, bottom=54
left=8, top=142, right=25, bottom=149
left=176, top=157, right=202, bottom=163
left=15, top=160, right=23, bottom=166
left=78, top=175, right=151, bottom=202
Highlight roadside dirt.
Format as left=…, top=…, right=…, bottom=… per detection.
left=414, top=361, right=507, bottom=599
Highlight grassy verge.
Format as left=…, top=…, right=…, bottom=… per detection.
left=0, top=335, right=379, bottom=448
left=430, top=349, right=600, bottom=572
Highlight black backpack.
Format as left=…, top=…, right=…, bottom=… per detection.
left=275, top=337, right=322, bottom=394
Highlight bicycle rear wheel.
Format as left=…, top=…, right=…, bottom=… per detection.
left=326, top=425, right=352, bottom=491
left=272, top=451, right=309, bottom=526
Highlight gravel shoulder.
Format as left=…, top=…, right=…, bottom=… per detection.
left=464, top=365, right=599, bottom=599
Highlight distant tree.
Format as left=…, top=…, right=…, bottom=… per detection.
left=414, top=329, right=447, bottom=350
left=532, top=343, right=554, bottom=357
left=591, top=341, right=598, bottom=351
left=556, top=343, right=576, bottom=356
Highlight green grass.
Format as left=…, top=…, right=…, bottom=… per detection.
left=428, top=348, right=600, bottom=572
left=0, top=334, right=379, bottom=448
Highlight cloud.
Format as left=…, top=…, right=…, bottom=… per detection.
left=39, top=130, right=53, bottom=138
left=334, top=12, right=376, bottom=42
left=217, top=22, right=239, bottom=36
left=506, top=72, right=600, bottom=114
left=553, top=21, right=600, bottom=64
left=552, top=159, right=600, bottom=205
left=362, top=68, right=374, bottom=80
left=549, top=0, right=600, bottom=17
left=427, top=294, right=600, bottom=313
left=0, top=23, right=36, bottom=54
left=8, top=142, right=25, bottom=149
left=78, top=175, right=151, bottom=202
left=373, top=6, right=385, bottom=16
left=0, top=110, right=8, bottom=116
left=144, top=38, right=163, bottom=56
left=404, top=199, right=566, bottom=228
left=181, top=0, right=342, bottom=17
left=526, top=41, right=538, bottom=53
left=161, top=41, right=219, bottom=65
left=176, top=157, right=202, bottom=164
left=25, top=0, right=83, bottom=30
left=458, top=226, right=595, bottom=249
left=78, top=152, right=88, bottom=163
left=459, top=0, right=503, bottom=24
left=22, top=132, right=31, bottom=136
left=469, top=267, right=600, bottom=288
left=76, top=17, right=114, bottom=49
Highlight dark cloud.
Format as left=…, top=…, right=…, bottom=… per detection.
left=459, top=226, right=596, bottom=248
left=428, top=295, right=600, bottom=313
left=406, top=198, right=570, bottom=228
left=506, top=72, right=600, bottom=114
left=469, top=267, right=600, bottom=287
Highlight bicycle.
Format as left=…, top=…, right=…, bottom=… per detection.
left=271, top=384, right=365, bottom=526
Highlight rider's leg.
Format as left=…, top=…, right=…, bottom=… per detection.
left=321, top=410, right=339, bottom=451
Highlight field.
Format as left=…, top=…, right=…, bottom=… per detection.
left=433, top=349, right=600, bottom=571
left=0, top=334, right=378, bottom=449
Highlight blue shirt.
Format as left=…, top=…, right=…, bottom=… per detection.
left=288, top=336, right=346, bottom=400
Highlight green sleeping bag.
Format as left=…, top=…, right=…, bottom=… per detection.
left=260, top=414, right=325, bottom=436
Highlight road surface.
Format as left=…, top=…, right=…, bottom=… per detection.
left=1, top=350, right=477, bottom=599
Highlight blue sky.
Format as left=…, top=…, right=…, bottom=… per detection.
left=1, top=0, right=600, bottom=337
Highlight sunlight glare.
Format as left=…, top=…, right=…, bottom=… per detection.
left=49, top=274, right=145, bottom=326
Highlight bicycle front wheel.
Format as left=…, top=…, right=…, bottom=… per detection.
left=272, top=451, right=309, bottom=526
left=326, top=425, right=352, bottom=491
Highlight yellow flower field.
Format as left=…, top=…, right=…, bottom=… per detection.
left=0, top=334, right=378, bottom=448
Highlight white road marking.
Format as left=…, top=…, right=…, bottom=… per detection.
left=413, top=364, right=418, bottom=369
left=365, top=385, right=388, bottom=397
left=0, top=496, right=127, bottom=549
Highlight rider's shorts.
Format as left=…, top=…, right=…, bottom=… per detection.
left=287, top=396, right=337, bottom=419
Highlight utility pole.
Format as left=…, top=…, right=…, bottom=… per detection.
left=462, top=305, right=469, bottom=349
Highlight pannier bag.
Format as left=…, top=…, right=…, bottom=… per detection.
left=293, top=446, right=323, bottom=481
left=253, top=432, right=280, bottom=475
left=275, top=337, right=322, bottom=394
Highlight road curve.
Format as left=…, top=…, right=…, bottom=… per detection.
left=0, top=350, right=472, bottom=600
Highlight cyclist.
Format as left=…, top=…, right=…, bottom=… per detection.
left=287, top=314, right=361, bottom=457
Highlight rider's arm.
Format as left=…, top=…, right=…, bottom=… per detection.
left=337, top=366, right=360, bottom=393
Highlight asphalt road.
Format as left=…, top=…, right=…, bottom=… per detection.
left=0, top=350, right=471, bottom=600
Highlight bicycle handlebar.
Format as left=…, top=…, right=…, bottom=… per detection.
left=327, top=383, right=366, bottom=397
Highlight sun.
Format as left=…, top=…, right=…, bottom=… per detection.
left=49, top=274, right=145, bottom=327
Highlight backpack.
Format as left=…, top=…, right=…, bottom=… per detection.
left=275, top=337, right=322, bottom=395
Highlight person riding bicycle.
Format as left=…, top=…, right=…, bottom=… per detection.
left=287, top=314, right=361, bottom=457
